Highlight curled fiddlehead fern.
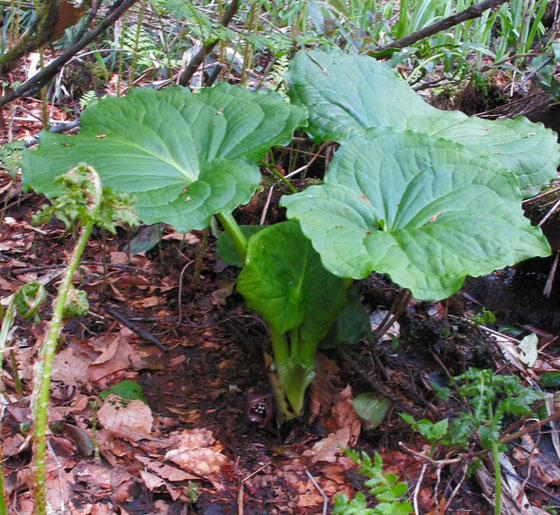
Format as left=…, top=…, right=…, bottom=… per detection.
left=14, top=282, right=46, bottom=321
left=63, top=287, right=89, bottom=319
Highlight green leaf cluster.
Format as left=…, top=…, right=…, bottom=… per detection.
left=471, top=308, right=496, bottom=326
left=0, top=141, right=24, bottom=179
left=333, top=450, right=413, bottom=515
left=282, top=129, right=550, bottom=300
left=400, top=413, right=449, bottom=444
left=405, top=369, right=542, bottom=451
left=448, top=368, right=542, bottom=450
left=286, top=50, right=560, bottom=193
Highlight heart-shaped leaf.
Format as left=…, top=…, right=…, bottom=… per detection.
left=236, top=220, right=347, bottom=341
left=23, top=84, right=306, bottom=232
left=281, top=131, right=551, bottom=301
left=286, top=50, right=560, bottom=192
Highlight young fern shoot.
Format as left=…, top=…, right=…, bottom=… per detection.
left=30, top=163, right=138, bottom=514
left=0, top=282, right=46, bottom=515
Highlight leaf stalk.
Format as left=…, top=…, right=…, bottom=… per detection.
left=216, top=211, right=247, bottom=263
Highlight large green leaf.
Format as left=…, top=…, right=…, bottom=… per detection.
left=236, top=221, right=347, bottom=341
left=286, top=50, right=560, bottom=192
left=281, top=131, right=551, bottom=301
left=22, top=84, right=306, bottom=232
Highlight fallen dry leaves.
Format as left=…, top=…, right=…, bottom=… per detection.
left=164, top=428, right=229, bottom=484
left=98, top=395, right=154, bottom=440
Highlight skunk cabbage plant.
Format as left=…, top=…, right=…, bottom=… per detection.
left=286, top=50, right=560, bottom=193
left=20, top=59, right=556, bottom=424
left=237, top=221, right=348, bottom=420
left=281, top=130, right=551, bottom=301
left=22, top=84, right=306, bottom=233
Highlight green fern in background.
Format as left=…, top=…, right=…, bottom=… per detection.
left=79, top=91, right=99, bottom=110
left=0, top=141, right=25, bottom=179
left=333, top=450, right=413, bottom=515
left=268, top=54, right=290, bottom=97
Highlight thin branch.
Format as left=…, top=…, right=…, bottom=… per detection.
left=376, top=0, right=508, bottom=52
left=0, top=0, right=58, bottom=75
left=500, top=409, right=560, bottom=445
left=25, top=119, right=81, bottom=147
left=104, top=307, right=167, bottom=352
left=0, top=0, right=137, bottom=108
left=177, top=0, right=239, bottom=87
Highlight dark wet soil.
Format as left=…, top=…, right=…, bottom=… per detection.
left=464, top=264, right=560, bottom=334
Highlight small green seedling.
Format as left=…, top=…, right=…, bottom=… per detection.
left=400, top=413, right=449, bottom=445
left=452, top=369, right=542, bottom=515
left=333, top=450, right=413, bottom=515
left=99, top=380, right=147, bottom=406
left=471, top=308, right=496, bottom=326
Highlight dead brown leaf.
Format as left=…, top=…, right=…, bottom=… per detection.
left=2, top=434, right=26, bottom=457
left=162, top=231, right=199, bottom=243
left=309, top=353, right=340, bottom=421
left=330, top=385, right=361, bottom=445
left=140, top=470, right=165, bottom=491
left=164, top=428, right=228, bottom=482
left=98, top=395, right=153, bottom=440
left=130, top=296, right=165, bottom=309
left=136, top=455, right=198, bottom=481
left=302, top=427, right=352, bottom=463
left=51, top=346, right=90, bottom=386
left=88, top=329, right=141, bottom=383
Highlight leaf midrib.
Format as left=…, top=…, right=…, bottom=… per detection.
left=105, top=136, right=198, bottom=182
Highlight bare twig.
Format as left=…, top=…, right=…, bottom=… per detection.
left=444, top=462, right=469, bottom=512
left=399, top=442, right=464, bottom=468
left=176, top=259, right=194, bottom=325
left=522, top=186, right=560, bottom=205
left=259, top=185, right=275, bottom=225
left=305, top=469, right=328, bottom=515
left=413, top=463, right=427, bottom=515
left=544, top=251, right=559, bottom=298
left=373, top=290, right=411, bottom=342
left=538, top=197, right=560, bottom=227
left=0, top=0, right=138, bottom=108
left=502, top=468, right=560, bottom=504
left=104, top=307, right=167, bottom=352
left=11, top=261, right=143, bottom=275
left=177, top=0, right=239, bottom=87
left=376, top=0, right=508, bottom=52
left=500, top=409, right=560, bottom=445
left=25, top=119, right=81, bottom=147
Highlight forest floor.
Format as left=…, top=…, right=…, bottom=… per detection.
left=1, top=84, right=560, bottom=514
